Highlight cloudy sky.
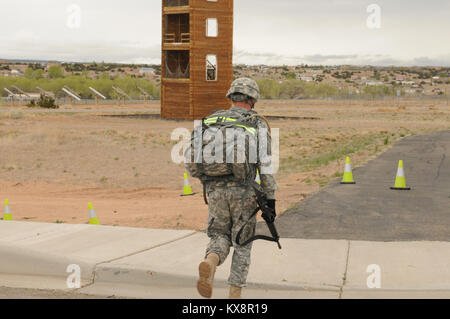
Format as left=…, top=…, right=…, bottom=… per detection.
left=0, top=0, right=449, bottom=66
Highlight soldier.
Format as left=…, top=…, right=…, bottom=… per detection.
left=196, top=78, right=278, bottom=299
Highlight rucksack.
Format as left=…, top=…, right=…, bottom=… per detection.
left=185, top=108, right=260, bottom=185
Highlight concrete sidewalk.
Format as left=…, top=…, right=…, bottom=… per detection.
left=1, top=221, right=450, bottom=299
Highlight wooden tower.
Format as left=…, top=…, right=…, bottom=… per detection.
left=161, top=0, right=234, bottom=120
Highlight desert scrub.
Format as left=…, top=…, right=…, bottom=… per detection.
left=0, top=130, right=21, bottom=138
left=0, top=112, right=24, bottom=120
left=280, top=132, right=388, bottom=173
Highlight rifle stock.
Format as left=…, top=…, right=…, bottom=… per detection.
left=267, top=221, right=282, bottom=249
left=252, top=182, right=282, bottom=250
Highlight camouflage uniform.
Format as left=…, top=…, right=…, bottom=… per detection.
left=204, top=107, right=277, bottom=287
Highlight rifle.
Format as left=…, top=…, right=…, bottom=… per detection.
left=236, top=182, right=282, bottom=250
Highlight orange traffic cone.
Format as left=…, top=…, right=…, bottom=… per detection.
left=88, top=203, right=100, bottom=225
left=3, top=199, right=12, bottom=221
left=181, top=173, right=195, bottom=196
left=390, top=160, right=411, bottom=190
left=341, top=157, right=356, bottom=184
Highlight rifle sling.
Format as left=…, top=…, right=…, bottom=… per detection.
left=235, top=205, right=280, bottom=247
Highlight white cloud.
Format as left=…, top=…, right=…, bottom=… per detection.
left=0, top=0, right=448, bottom=66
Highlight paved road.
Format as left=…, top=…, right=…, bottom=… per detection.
left=267, top=131, right=450, bottom=242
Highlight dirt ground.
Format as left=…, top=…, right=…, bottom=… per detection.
left=0, top=99, right=449, bottom=230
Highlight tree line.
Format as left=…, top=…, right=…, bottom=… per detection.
left=256, top=79, right=401, bottom=99
left=0, top=75, right=436, bottom=100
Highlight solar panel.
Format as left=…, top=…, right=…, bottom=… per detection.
left=11, top=85, right=30, bottom=97
left=89, top=87, right=107, bottom=100
left=112, top=86, right=131, bottom=99
left=62, top=88, right=81, bottom=101
left=4, top=88, right=18, bottom=97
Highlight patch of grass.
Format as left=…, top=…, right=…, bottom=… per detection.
left=55, top=220, right=66, bottom=224
left=100, top=177, right=108, bottom=184
left=0, top=130, right=21, bottom=138
left=314, top=175, right=331, bottom=188
left=23, top=217, right=37, bottom=220
left=281, top=132, right=384, bottom=172
left=3, top=112, right=25, bottom=120
left=333, top=171, right=343, bottom=178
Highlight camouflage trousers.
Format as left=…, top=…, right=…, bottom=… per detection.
left=205, top=183, right=258, bottom=288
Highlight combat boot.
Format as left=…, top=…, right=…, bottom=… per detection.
left=229, top=285, right=242, bottom=299
left=197, top=253, right=220, bottom=298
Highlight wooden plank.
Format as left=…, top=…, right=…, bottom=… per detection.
left=163, top=7, right=190, bottom=14
left=163, top=43, right=191, bottom=50
left=161, top=82, right=191, bottom=119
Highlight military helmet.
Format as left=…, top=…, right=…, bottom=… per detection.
left=226, top=77, right=260, bottom=101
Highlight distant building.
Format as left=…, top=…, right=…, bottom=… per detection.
left=10, top=70, right=22, bottom=77
left=404, top=88, right=418, bottom=94
left=140, top=67, right=155, bottom=75
left=45, top=62, right=62, bottom=71
left=365, top=81, right=384, bottom=86
left=296, top=75, right=314, bottom=82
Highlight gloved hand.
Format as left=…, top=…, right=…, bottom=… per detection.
left=262, top=199, right=277, bottom=223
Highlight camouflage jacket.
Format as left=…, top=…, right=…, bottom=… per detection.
left=205, top=107, right=278, bottom=200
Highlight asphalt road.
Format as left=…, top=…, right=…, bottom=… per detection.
left=266, top=130, right=450, bottom=242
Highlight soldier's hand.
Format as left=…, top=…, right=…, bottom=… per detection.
left=262, top=200, right=277, bottom=223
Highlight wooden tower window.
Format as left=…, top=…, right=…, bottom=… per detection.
left=165, top=51, right=190, bottom=79
left=165, top=14, right=190, bottom=43
left=206, top=55, right=217, bottom=81
left=206, top=18, right=218, bottom=37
